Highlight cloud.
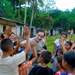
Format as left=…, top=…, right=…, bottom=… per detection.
left=54, top=0, right=75, bottom=11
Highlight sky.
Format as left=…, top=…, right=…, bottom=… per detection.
left=54, top=0, right=75, bottom=11
left=22, top=0, right=75, bottom=11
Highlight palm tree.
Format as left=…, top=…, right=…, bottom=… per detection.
left=19, top=0, right=44, bottom=29
left=29, top=0, right=44, bottom=34
left=19, top=0, right=31, bottom=24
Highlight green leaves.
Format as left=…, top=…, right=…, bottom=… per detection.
left=38, top=0, right=44, bottom=7
left=19, top=0, right=25, bottom=4
left=0, top=0, right=15, bottom=19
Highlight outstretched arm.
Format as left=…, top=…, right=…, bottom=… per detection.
left=52, top=43, right=56, bottom=59
left=23, top=26, right=30, bottom=54
left=12, top=37, right=21, bottom=55
left=30, top=41, right=37, bottom=64
left=68, top=29, right=74, bottom=42
left=60, top=37, right=67, bottom=53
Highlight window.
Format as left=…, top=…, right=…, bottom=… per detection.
left=20, top=27, right=22, bottom=37
left=3, top=26, right=6, bottom=32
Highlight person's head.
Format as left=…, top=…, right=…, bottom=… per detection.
left=61, top=32, right=67, bottom=41
left=62, top=51, right=75, bottom=69
left=72, top=47, right=75, bottom=52
left=65, top=41, right=73, bottom=50
left=39, top=50, right=52, bottom=64
left=36, top=28, right=45, bottom=42
left=56, top=48, right=63, bottom=56
left=56, top=55, right=64, bottom=69
left=9, top=32, right=15, bottom=42
left=1, top=38, right=13, bottom=55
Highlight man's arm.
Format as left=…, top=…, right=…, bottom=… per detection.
left=30, top=41, right=37, bottom=64
left=4, top=26, right=12, bottom=38
left=12, top=37, right=21, bottom=55
left=60, top=37, right=67, bottom=53
left=12, top=26, right=30, bottom=65
left=68, top=29, right=74, bottom=42
left=20, top=40, right=27, bottom=48
left=52, top=43, right=56, bottom=59
left=23, top=26, right=30, bottom=54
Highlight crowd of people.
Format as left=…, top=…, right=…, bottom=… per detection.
left=0, top=25, right=75, bottom=75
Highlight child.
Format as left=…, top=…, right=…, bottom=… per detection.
left=52, top=48, right=63, bottom=74
left=0, top=26, right=30, bottom=75
left=52, top=32, right=67, bottom=59
left=9, top=32, right=17, bottom=49
left=65, top=41, right=73, bottom=51
left=28, top=50, right=53, bottom=75
left=60, top=37, right=73, bottom=53
left=18, top=41, right=37, bottom=75
left=62, top=51, right=75, bottom=75
left=55, top=55, right=67, bottom=75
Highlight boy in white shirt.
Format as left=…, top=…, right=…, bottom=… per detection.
left=0, top=26, right=30, bottom=75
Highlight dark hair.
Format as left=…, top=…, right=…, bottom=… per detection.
left=1, top=38, right=13, bottom=52
left=66, top=41, right=73, bottom=46
left=57, top=55, right=64, bottom=69
left=55, top=48, right=63, bottom=56
left=63, top=51, right=75, bottom=68
left=1, top=33, right=4, bottom=39
left=11, top=32, right=15, bottom=35
left=61, top=32, right=67, bottom=38
left=36, top=28, right=45, bottom=36
left=41, top=51, right=52, bottom=64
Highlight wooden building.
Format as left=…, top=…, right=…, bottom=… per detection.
left=0, top=17, right=24, bottom=38
left=0, top=17, right=36, bottom=38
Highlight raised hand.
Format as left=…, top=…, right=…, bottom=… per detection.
left=31, top=41, right=36, bottom=48
left=71, top=42, right=75, bottom=50
left=4, top=26, right=12, bottom=36
left=70, top=29, right=74, bottom=35
left=23, top=25, right=30, bottom=36
left=59, top=37, right=64, bottom=45
left=16, top=36, right=21, bottom=48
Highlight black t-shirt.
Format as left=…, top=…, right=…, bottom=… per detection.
left=28, top=66, right=53, bottom=75
left=13, top=41, right=17, bottom=49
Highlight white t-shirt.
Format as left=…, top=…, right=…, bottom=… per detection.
left=54, top=39, right=61, bottom=56
left=0, top=49, right=3, bottom=56
left=0, top=51, right=26, bottom=75
left=54, top=39, right=60, bottom=48
left=54, top=39, right=65, bottom=50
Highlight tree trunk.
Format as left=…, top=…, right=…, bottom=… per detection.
left=24, top=0, right=27, bottom=24
left=18, top=2, right=21, bottom=22
left=15, top=1, right=17, bottom=15
left=30, top=3, right=34, bottom=35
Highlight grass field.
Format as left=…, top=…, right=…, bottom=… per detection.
left=46, top=34, right=75, bottom=68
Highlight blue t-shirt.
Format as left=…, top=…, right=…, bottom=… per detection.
left=52, top=57, right=59, bottom=72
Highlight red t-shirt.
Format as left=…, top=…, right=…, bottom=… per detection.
left=55, top=70, right=66, bottom=75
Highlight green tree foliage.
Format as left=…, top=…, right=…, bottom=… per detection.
left=1, top=0, right=75, bottom=32
left=33, top=14, right=54, bottom=29
left=0, top=0, right=15, bottom=19
left=45, top=9, right=74, bottom=31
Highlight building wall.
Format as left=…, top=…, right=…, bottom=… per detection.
left=16, top=25, right=23, bottom=38
left=12, top=27, right=16, bottom=34
left=0, top=25, right=16, bottom=34
left=0, top=25, right=3, bottom=33
left=29, top=26, right=36, bottom=36
left=0, top=25, right=23, bottom=38
left=0, top=18, right=36, bottom=38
